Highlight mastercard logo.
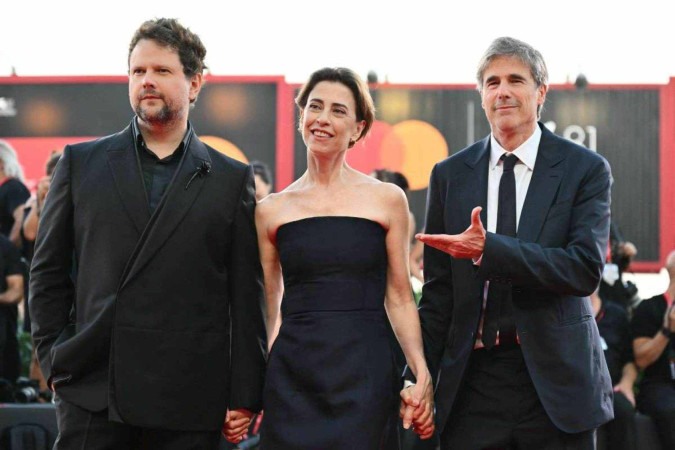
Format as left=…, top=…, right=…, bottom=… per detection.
left=348, top=120, right=449, bottom=190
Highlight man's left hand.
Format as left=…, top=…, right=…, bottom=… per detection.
left=222, top=408, right=254, bottom=444
left=416, top=206, right=486, bottom=259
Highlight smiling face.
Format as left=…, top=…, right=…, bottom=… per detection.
left=480, top=55, right=546, bottom=140
left=300, top=81, right=365, bottom=154
left=128, top=39, right=202, bottom=126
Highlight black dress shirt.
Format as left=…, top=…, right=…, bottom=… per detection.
left=131, top=118, right=192, bottom=213
left=632, top=294, right=674, bottom=384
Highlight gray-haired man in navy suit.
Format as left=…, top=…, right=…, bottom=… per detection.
left=406, top=37, right=614, bottom=449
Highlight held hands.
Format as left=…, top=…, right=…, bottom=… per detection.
left=416, top=207, right=486, bottom=260
left=222, top=408, right=254, bottom=444
left=399, top=373, right=435, bottom=440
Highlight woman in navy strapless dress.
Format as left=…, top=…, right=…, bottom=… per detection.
left=249, top=68, right=434, bottom=449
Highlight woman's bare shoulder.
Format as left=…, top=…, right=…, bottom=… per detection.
left=256, top=187, right=308, bottom=233
left=362, top=178, right=407, bottom=205
left=256, top=192, right=284, bottom=219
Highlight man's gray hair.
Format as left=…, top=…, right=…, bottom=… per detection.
left=476, top=36, right=549, bottom=93
left=0, top=140, right=26, bottom=182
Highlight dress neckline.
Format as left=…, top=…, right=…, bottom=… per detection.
left=277, top=216, right=385, bottom=234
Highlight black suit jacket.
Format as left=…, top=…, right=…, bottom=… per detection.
left=419, top=123, right=614, bottom=434
left=29, top=124, right=266, bottom=431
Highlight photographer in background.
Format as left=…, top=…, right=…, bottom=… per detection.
left=19, top=151, right=62, bottom=393
left=600, top=222, right=640, bottom=310
left=632, top=250, right=675, bottom=449
left=0, top=141, right=30, bottom=246
left=370, top=169, right=423, bottom=284
left=250, top=160, right=273, bottom=202
left=591, top=287, right=638, bottom=450
left=0, top=233, right=24, bottom=385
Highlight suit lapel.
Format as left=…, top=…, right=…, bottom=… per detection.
left=106, top=126, right=151, bottom=235
left=461, top=136, right=490, bottom=227
left=121, top=136, right=212, bottom=290
left=517, top=125, right=565, bottom=242
left=458, top=138, right=490, bottom=312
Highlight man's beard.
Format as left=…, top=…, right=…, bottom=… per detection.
left=135, top=99, right=178, bottom=125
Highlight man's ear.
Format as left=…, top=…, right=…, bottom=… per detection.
left=189, top=73, right=203, bottom=103
left=537, top=84, right=548, bottom=107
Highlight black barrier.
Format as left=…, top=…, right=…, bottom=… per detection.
left=0, top=403, right=57, bottom=450
left=596, top=412, right=663, bottom=450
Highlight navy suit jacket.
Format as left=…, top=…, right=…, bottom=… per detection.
left=419, top=123, right=614, bottom=434
left=29, top=123, right=266, bottom=431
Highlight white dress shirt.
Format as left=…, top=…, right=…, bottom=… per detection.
left=474, top=126, right=542, bottom=348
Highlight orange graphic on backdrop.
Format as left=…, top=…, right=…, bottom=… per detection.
left=200, top=136, right=248, bottom=163
left=347, top=119, right=448, bottom=190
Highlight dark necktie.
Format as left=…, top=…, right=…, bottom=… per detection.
left=482, top=153, right=518, bottom=349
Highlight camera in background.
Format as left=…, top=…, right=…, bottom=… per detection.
left=0, top=377, right=53, bottom=404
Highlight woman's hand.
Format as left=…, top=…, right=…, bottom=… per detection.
left=399, top=372, right=435, bottom=439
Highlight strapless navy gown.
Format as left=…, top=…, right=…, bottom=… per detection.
left=260, top=216, right=399, bottom=449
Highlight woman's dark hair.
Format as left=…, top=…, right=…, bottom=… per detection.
left=372, top=169, right=409, bottom=192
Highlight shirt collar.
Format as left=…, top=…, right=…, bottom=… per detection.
left=489, top=124, right=541, bottom=171
left=131, top=117, right=193, bottom=157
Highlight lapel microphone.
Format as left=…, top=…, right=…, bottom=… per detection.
left=185, top=161, right=211, bottom=190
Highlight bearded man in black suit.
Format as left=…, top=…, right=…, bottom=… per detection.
left=29, top=18, right=266, bottom=450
